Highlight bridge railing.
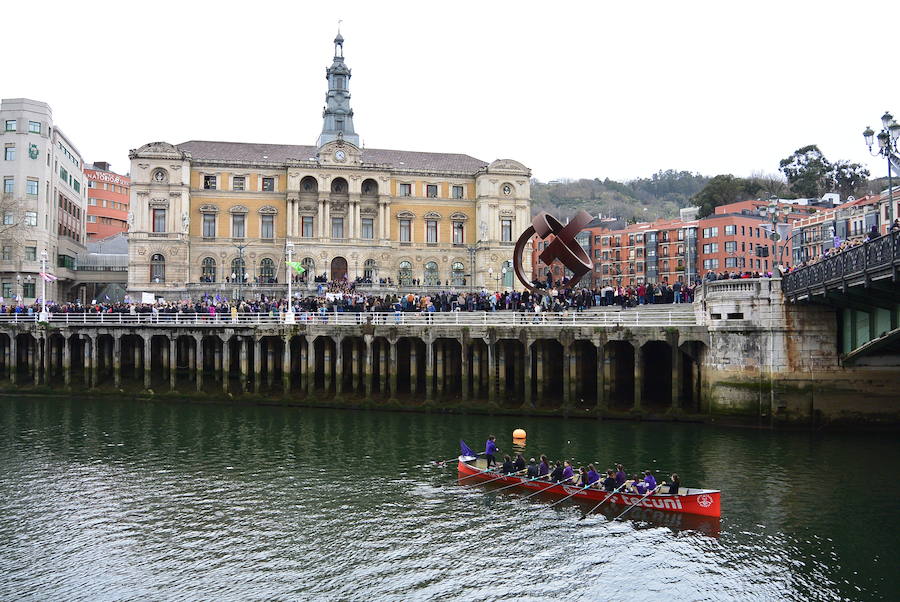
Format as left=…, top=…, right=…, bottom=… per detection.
left=782, top=229, right=899, bottom=297
left=0, top=310, right=697, bottom=328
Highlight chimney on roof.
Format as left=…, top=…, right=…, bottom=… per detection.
left=93, top=161, right=111, bottom=171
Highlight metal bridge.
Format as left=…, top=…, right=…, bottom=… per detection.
left=782, top=229, right=900, bottom=363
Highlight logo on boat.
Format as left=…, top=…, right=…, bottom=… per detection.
left=697, top=494, right=713, bottom=508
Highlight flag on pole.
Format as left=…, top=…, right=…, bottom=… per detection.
left=39, top=272, right=58, bottom=282
left=460, top=439, right=478, bottom=460
left=286, top=261, right=305, bottom=274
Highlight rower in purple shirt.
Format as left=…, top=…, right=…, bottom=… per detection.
left=643, top=470, right=657, bottom=491
left=615, top=464, right=627, bottom=487
left=584, top=464, right=602, bottom=488
left=538, top=455, right=550, bottom=478
left=561, top=461, right=575, bottom=483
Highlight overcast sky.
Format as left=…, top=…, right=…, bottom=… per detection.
left=5, top=0, right=897, bottom=182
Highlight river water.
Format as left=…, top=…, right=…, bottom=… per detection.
left=0, top=396, right=896, bottom=601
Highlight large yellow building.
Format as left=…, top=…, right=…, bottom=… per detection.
left=127, top=33, right=531, bottom=300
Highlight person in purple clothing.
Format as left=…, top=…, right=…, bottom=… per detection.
left=632, top=474, right=648, bottom=495
left=643, top=470, right=657, bottom=491
left=583, top=464, right=601, bottom=488
left=615, top=464, right=627, bottom=487
left=538, top=455, right=551, bottom=479
left=484, top=436, right=499, bottom=468
left=561, top=461, right=575, bottom=484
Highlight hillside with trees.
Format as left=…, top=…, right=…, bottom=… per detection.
left=534, top=147, right=879, bottom=222
left=531, top=170, right=710, bottom=223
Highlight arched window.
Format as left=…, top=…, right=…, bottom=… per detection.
left=399, top=261, right=412, bottom=286
left=361, top=178, right=378, bottom=196
left=300, top=176, right=318, bottom=193
left=331, top=177, right=348, bottom=194
left=424, top=261, right=439, bottom=286
left=260, top=258, right=275, bottom=283
left=150, top=254, right=165, bottom=283
left=231, top=257, right=246, bottom=283
left=201, top=257, right=216, bottom=282
left=451, top=261, right=465, bottom=286
left=363, top=259, right=376, bottom=281
left=300, top=257, right=315, bottom=281
left=502, top=260, right=514, bottom=288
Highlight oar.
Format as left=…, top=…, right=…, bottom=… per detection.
left=579, top=482, right=628, bottom=520
left=460, top=469, right=526, bottom=490
left=490, top=472, right=549, bottom=494
left=433, top=452, right=484, bottom=466
left=520, top=475, right=575, bottom=501
left=547, top=483, right=595, bottom=508
left=612, top=485, right=662, bottom=521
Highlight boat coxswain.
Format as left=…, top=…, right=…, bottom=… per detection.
left=485, top=436, right=499, bottom=468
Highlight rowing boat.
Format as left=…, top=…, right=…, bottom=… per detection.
left=457, top=458, right=721, bottom=518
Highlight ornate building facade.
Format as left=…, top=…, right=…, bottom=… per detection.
left=127, top=34, right=531, bottom=300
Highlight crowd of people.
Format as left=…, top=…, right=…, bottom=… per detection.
left=482, top=436, right=680, bottom=495
left=0, top=280, right=703, bottom=318
left=784, top=220, right=900, bottom=274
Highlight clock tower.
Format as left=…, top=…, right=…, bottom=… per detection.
left=317, top=30, right=360, bottom=148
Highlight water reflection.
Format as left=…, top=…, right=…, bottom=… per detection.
left=0, top=397, right=896, bottom=600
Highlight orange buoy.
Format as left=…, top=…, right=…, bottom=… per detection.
left=513, top=428, right=527, bottom=439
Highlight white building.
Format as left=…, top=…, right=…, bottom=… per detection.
left=0, top=98, right=87, bottom=304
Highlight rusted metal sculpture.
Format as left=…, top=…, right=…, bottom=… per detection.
left=512, top=210, right=593, bottom=294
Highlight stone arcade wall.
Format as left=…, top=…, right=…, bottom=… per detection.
left=0, top=281, right=897, bottom=426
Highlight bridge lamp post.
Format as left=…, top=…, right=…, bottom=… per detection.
left=39, top=250, right=49, bottom=321
left=759, top=198, right=791, bottom=273
left=863, top=112, right=900, bottom=228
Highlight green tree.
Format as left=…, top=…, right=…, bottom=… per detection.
left=779, top=145, right=832, bottom=198
left=829, top=160, right=870, bottom=199
left=693, top=175, right=762, bottom=217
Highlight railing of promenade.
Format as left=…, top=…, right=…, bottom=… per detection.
left=782, top=229, right=900, bottom=297
left=0, top=310, right=697, bottom=328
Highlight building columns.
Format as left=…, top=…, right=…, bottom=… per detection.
left=523, top=340, right=533, bottom=408
left=633, top=343, right=643, bottom=410
left=283, top=336, right=292, bottom=394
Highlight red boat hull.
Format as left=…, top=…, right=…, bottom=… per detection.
left=457, top=460, right=721, bottom=518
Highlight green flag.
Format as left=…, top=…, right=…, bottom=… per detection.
left=286, top=261, right=305, bottom=274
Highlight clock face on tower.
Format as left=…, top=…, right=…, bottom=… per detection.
left=334, top=150, right=346, bottom=162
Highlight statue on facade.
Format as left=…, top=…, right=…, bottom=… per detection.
left=182, top=212, right=190, bottom=233
left=126, top=211, right=134, bottom=231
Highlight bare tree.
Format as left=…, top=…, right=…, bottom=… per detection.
left=748, top=171, right=789, bottom=198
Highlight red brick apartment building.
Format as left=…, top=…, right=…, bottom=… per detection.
left=532, top=201, right=812, bottom=288
left=84, top=162, right=129, bottom=241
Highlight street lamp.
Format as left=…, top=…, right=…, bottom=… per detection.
left=863, top=111, right=900, bottom=229
left=39, top=249, right=48, bottom=321
left=284, top=240, right=295, bottom=324
left=759, top=196, right=792, bottom=272
left=232, top=242, right=248, bottom=301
